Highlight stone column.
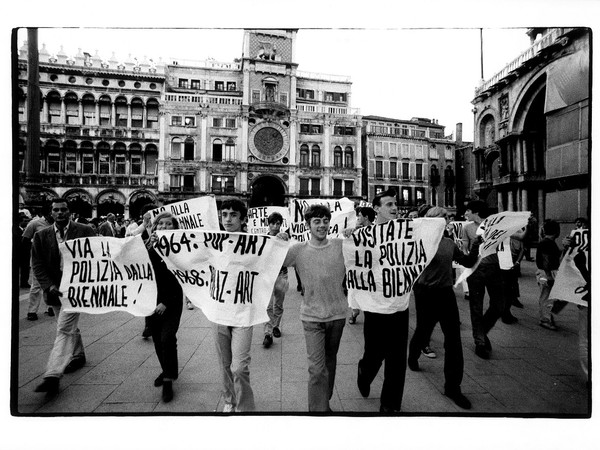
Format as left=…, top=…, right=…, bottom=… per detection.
left=497, top=190, right=504, bottom=212
left=142, top=104, right=147, bottom=128
left=60, top=97, right=66, bottom=123
left=507, top=189, right=514, bottom=211
left=42, top=97, right=48, bottom=123
left=78, top=100, right=83, bottom=125
left=522, top=188, right=528, bottom=211
left=515, top=140, right=522, bottom=174
left=127, top=104, right=132, bottom=128
left=538, top=189, right=545, bottom=221
left=522, top=139, right=528, bottom=173
left=95, top=101, right=100, bottom=126
left=111, top=103, right=116, bottom=127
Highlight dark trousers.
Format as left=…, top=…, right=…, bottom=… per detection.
left=467, top=262, right=505, bottom=347
left=359, top=309, right=409, bottom=411
left=150, top=304, right=182, bottom=380
left=408, top=285, right=464, bottom=392
left=502, top=267, right=520, bottom=316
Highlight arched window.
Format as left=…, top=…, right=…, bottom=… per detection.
left=333, top=146, right=343, bottom=168
left=225, top=138, right=235, bottom=161
left=146, top=98, right=160, bottom=129
left=131, top=98, right=144, bottom=128
left=145, top=144, right=158, bottom=175
left=212, top=139, right=223, bottom=162
left=444, top=165, right=455, bottom=186
left=300, top=144, right=309, bottom=167
left=344, top=146, right=354, bottom=168
left=44, top=139, right=60, bottom=173
left=82, top=94, right=96, bottom=126
left=445, top=187, right=454, bottom=207
left=98, top=95, right=112, bottom=126
left=431, top=187, right=437, bottom=206
left=64, top=92, right=79, bottom=125
left=46, top=91, right=62, bottom=124
left=97, top=142, right=111, bottom=174
left=115, top=96, right=128, bottom=127
left=184, top=137, right=195, bottom=161
left=430, top=164, right=440, bottom=186
left=171, top=137, right=182, bottom=160
left=311, top=144, right=321, bottom=167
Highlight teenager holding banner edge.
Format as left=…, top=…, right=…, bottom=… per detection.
left=147, top=212, right=184, bottom=403
left=356, top=188, right=409, bottom=413
left=407, top=206, right=482, bottom=409
left=278, top=204, right=347, bottom=412
left=213, top=199, right=256, bottom=413
left=32, top=198, right=96, bottom=397
left=348, top=206, right=375, bottom=325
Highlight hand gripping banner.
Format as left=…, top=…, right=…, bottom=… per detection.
left=343, top=218, right=446, bottom=314
left=59, top=235, right=157, bottom=316
left=153, top=229, right=290, bottom=327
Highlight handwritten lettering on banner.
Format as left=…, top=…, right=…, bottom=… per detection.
left=343, top=218, right=446, bottom=314
left=550, top=229, right=590, bottom=306
left=154, top=230, right=289, bottom=327
left=247, top=206, right=290, bottom=235
left=289, top=197, right=356, bottom=242
left=150, top=196, right=219, bottom=230
left=58, top=236, right=157, bottom=316
left=477, top=211, right=530, bottom=259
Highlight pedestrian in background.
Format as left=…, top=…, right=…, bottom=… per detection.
left=147, top=212, right=184, bottom=403
left=263, top=212, right=289, bottom=348
left=536, top=220, right=562, bottom=330
left=407, top=206, right=481, bottom=409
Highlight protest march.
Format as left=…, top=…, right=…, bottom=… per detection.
left=28, top=194, right=590, bottom=414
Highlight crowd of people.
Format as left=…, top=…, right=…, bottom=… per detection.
left=18, top=193, right=589, bottom=413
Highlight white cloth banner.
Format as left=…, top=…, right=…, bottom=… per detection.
left=448, top=221, right=469, bottom=269
left=477, top=211, right=530, bottom=259
left=154, top=229, right=290, bottom=326
left=550, top=229, right=590, bottom=306
left=58, top=235, right=157, bottom=316
left=149, top=196, right=219, bottom=230
left=289, top=197, right=356, bottom=242
left=343, top=218, right=446, bottom=314
left=454, top=211, right=529, bottom=286
left=247, top=206, right=290, bottom=235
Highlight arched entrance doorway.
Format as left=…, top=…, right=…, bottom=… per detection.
left=64, top=190, right=93, bottom=219
left=249, top=175, right=286, bottom=207
left=129, top=190, right=158, bottom=220
left=97, top=190, right=126, bottom=218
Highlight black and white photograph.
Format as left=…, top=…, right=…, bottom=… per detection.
left=5, top=1, right=598, bottom=449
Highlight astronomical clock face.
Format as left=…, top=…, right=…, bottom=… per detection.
left=248, top=121, right=289, bottom=162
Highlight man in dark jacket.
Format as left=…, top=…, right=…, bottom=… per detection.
left=32, top=198, right=96, bottom=396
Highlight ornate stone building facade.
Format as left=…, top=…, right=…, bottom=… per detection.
left=158, top=29, right=362, bottom=208
left=16, top=40, right=164, bottom=218
left=361, top=115, right=461, bottom=214
left=471, top=28, right=590, bottom=228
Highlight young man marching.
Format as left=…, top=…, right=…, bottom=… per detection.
left=280, top=204, right=347, bottom=412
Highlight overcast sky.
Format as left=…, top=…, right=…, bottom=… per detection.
left=16, top=27, right=533, bottom=142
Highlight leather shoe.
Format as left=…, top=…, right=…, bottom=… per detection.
left=142, top=326, right=152, bottom=339
left=357, top=363, right=370, bottom=397
left=34, top=377, right=59, bottom=396
left=26, top=313, right=38, bottom=321
left=162, top=380, right=173, bottom=403
left=379, top=405, right=400, bottom=413
left=408, top=358, right=420, bottom=371
left=272, top=327, right=281, bottom=338
left=502, top=314, right=518, bottom=324
left=64, top=356, right=86, bottom=374
left=263, top=334, right=273, bottom=348
left=475, top=344, right=490, bottom=359
left=445, top=389, right=472, bottom=409
left=154, top=373, right=164, bottom=387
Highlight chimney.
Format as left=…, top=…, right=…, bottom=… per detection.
left=456, top=123, right=463, bottom=145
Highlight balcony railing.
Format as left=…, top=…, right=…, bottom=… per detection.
left=296, top=104, right=360, bottom=115
left=475, top=28, right=566, bottom=96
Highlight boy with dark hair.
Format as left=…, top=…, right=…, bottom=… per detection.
left=214, top=198, right=255, bottom=412
left=536, top=219, right=562, bottom=330
left=280, top=204, right=347, bottom=412
left=356, top=206, right=376, bottom=226
left=263, top=212, right=289, bottom=348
